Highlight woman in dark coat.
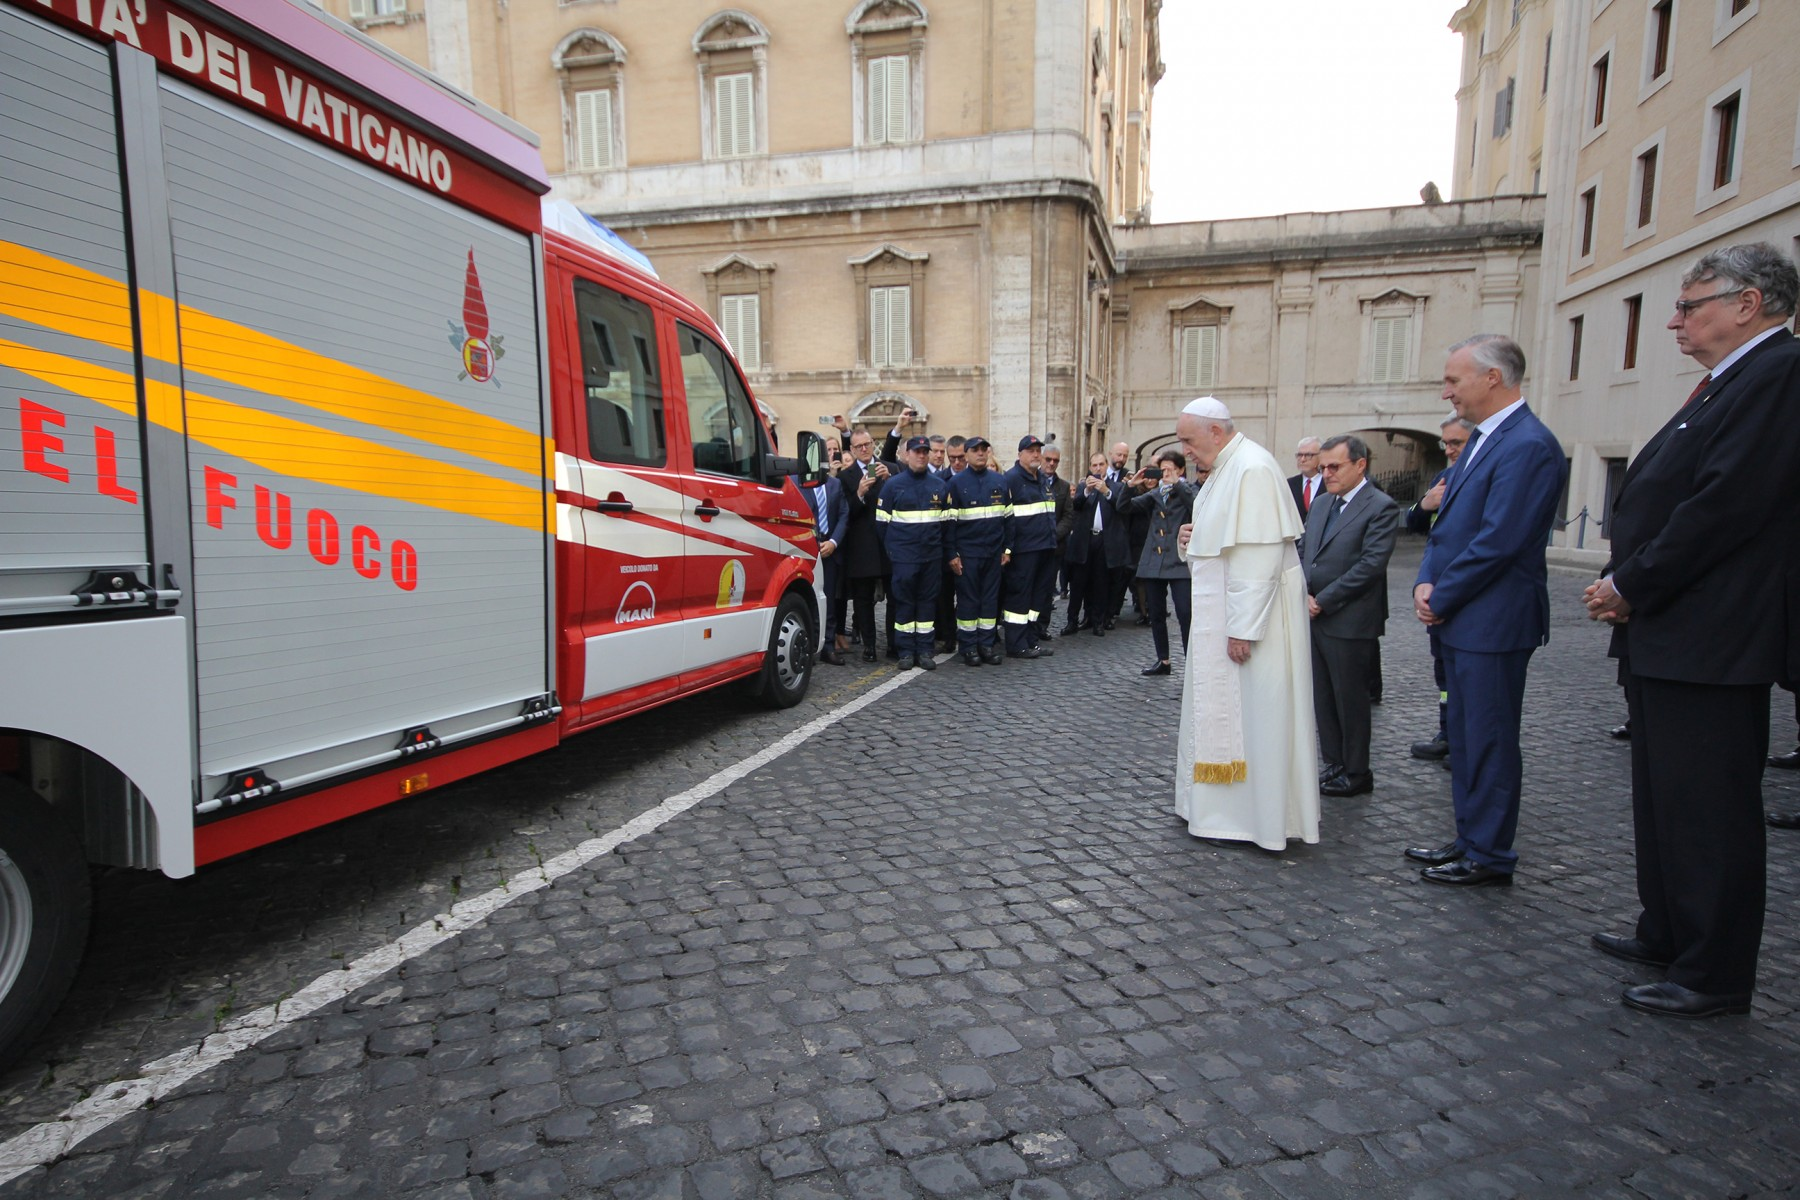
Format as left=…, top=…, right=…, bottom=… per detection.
left=1115, top=449, right=1197, bottom=675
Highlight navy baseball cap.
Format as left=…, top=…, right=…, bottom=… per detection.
left=905, top=435, right=931, bottom=452
left=1018, top=435, right=1044, bottom=450
left=964, top=436, right=991, bottom=450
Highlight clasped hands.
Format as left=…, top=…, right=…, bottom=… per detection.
left=1583, top=577, right=1631, bottom=623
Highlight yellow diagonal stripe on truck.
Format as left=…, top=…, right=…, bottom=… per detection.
left=0, top=239, right=543, bottom=477
left=0, top=338, right=546, bottom=531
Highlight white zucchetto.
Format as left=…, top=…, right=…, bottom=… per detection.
left=1182, top=396, right=1232, bottom=421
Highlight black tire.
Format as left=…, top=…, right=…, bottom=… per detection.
left=746, top=592, right=815, bottom=709
left=0, top=776, right=91, bottom=1071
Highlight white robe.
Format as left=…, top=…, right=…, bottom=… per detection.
left=1175, top=433, right=1321, bottom=850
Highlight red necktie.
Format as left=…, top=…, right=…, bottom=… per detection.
left=1685, top=373, right=1713, bottom=404
left=1303, top=477, right=1315, bottom=513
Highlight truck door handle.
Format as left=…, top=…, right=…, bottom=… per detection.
left=694, top=501, right=722, bottom=519
left=593, top=498, right=634, bottom=514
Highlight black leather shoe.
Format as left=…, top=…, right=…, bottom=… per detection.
left=978, top=647, right=1002, bottom=665
left=916, top=654, right=936, bottom=671
left=1420, top=859, right=1512, bottom=887
left=1091, top=625, right=1104, bottom=638
left=1321, top=771, right=1373, bottom=797
left=1319, top=763, right=1344, bottom=784
left=1591, top=931, right=1673, bottom=969
left=962, top=653, right=983, bottom=667
left=1060, top=624, right=1081, bottom=637
left=1409, top=736, right=1449, bottom=760
left=861, top=648, right=878, bottom=663
left=1766, top=809, right=1800, bottom=829
left=1023, top=645, right=1053, bottom=657
left=1767, top=748, right=1800, bottom=770
left=1608, top=722, right=1632, bottom=741
left=886, top=647, right=900, bottom=660
left=1404, top=841, right=1461, bottom=865
left=897, top=654, right=915, bottom=670
left=818, top=648, right=845, bottom=666
left=1142, top=661, right=1171, bottom=676
left=1104, top=618, right=1116, bottom=630
left=1622, top=981, right=1750, bottom=1019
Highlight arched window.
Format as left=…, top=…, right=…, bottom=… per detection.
left=694, top=11, right=771, bottom=160
left=553, top=29, right=628, bottom=173
left=847, top=0, right=927, bottom=147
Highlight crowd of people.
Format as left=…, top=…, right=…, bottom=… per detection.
left=801, top=242, right=1800, bottom=1023
left=804, top=415, right=1211, bottom=673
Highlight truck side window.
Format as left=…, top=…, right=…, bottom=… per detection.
left=574, top=278, right=666, bottom=467
left=677, top=322, right=764, bottom=480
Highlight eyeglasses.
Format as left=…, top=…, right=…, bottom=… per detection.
left=1318, top=462, right=1353, bottom=473
left=1673, top=289, right=1744, bottom=317
left=1295, top=451, right=1319, bottom=459
left=1439, top=437, right=1467, bottom=450
left=948, top=454, right=966, bottom=462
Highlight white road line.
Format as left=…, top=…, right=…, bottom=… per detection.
left=0, top=664, right=931, bottom=1184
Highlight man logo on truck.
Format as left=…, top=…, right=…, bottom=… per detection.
left=448, top=249, right=505, bottom=385
left=616, top=581, right=656, bottom=624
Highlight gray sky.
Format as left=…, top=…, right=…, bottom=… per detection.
left=1148, top=1, right=1463, bottom=223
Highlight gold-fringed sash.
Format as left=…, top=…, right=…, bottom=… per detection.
left=1188, top=553, right=1247, bottom=784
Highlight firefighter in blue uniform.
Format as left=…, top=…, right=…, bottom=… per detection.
left=877, top=435, right=952, bottom=671
left=947, top=436, right=1010, bottom=666
left=1000, top=435, right=1057, bottom=660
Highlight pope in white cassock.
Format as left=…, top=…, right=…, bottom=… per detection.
left=1173, top=398, right=1321, bottom=851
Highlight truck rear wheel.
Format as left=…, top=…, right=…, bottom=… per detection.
left=0, top=777, right=91, bottom=1071
left=747, top=593, right=814, bottom=709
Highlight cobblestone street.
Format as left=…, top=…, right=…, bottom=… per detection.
left=3, top=539, right=1798, bottom=1199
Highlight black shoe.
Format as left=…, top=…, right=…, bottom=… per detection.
left=1409, top=736, right=1449, bottom=760
left=1403, top=841, right=1463, bottom=865
left=1060, top=624, right=1081, bottom=637
left=897, top=654, right=915, bottom=670
left=1091, top=625, right=1104, bottom=638
left=1767, top=748, right=1800, bottom=770
left=886, top=647, right=900, bottom=660
left=916, top=655, right=936, bottom=671
left=861, top=648, right=877, bottom=663
left=1135, top=615, right=1150, bottom=626
left=961, top=653, right=983, bottom=667
left=818, top=648, right=845, bottom=666
left=978, top=646, right=1002, bottom=665
left=1015, top=645, right=1053, bottom=659
left=1104, top=618, right=1116, bottom=630
left=1319, top=763, right=1344, bottom=784
left=1591, top=932, right=1673, bottom=969
left=1622, top=981, right=1750, bottom=1019
left=1608, top=722, right=1632, bottom=741
left=1420, top=859, right=1512, bottom=887
left=1368, top=693, right=1383, bottom=706
left=1766, top=809, right=1800, bottom=829
left=1320, top=771, right=1373, bottom=797
left=1142, top=661, right=1171, bottom=676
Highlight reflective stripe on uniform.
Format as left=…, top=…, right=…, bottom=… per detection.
left=1001, top=610, right=1031, bottom=624
left=956, top=504, right=1010, bottom=519
left=1011, top=501, right=1054, bottom=517
left=883, top=509, right=946, bottom=524
left=896, top=620, right=935, bottom=633
left=956, top=618, right=982, bottom=631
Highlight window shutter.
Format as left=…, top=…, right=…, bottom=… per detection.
left=887, top=285, right=911, bottom=365
left=1372, top=316, right=1410, bottom=384
left=349, top=0, right=370, bottom=16
left=575, top=90, right=613, bottom=171
left=720, top=295, right=760, bottom=371
left=1178, top=327, right=1199, bottom=389
left=884, top=56, right=909, bottom=143
left=716, top=73, right=754, bottom=157
left=1195, top=325, right=1218, bottom=389
left=867, top=57, right=889, bottom=142
left=869, top=287, right=890, bottom=366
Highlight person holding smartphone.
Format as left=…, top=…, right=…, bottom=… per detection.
left=1117, top=450, right=1198, bottom=675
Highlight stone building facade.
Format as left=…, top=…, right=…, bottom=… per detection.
left=1451, top=0, right=1557, bottom=200
left=1111, top=198, right=1545, bottom=495
left=330, top=0, right=1162, bottom=452
left=1527, top=0, right=1800, bottom=562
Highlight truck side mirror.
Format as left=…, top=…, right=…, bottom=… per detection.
left=792, top=431, right=828, bottom=486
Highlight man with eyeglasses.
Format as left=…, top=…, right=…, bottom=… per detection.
left=841, top=428, right=897, bottom=662
left=1287, top=437, right=1324, bottom=518
left=1404, top=414, right=1476, bottom=762
left=1583, top=243, right=1800, bottom=1020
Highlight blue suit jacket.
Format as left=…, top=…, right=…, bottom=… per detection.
left=1415, top=402, right=1566, bottom=653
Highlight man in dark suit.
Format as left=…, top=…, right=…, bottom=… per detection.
left=841, top=428, right=895, bottom=662
left=1287, top=437, right=1324, bottom=519
left=1303, top=435, right=1400, bottom=798
left=1062, top=451, right=1130, bottom=636
left=1405, top=415, right=1474, bottom=762
left=1584, top=243, right=1800, bottom=1018
left=805, top=471, right=849, bottom=665
left=1407, top=334, right=1566, bottom=888
left=1039, top=446, right=1073, bottom=638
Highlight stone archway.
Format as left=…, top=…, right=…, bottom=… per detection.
left=849, top=391, right=929, bottom=441
left=1344, top=426, right=1443, bottom=504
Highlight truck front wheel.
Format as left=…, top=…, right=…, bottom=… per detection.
left=0, top=776, right=91, bottom=1071
left=747, top=593, right=814, bottom=709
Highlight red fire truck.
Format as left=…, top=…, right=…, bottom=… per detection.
left=0, top=0, right=825, bottom=1066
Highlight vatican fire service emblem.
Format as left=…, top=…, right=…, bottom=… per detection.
left=447, top=249, right=505, bottom=385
